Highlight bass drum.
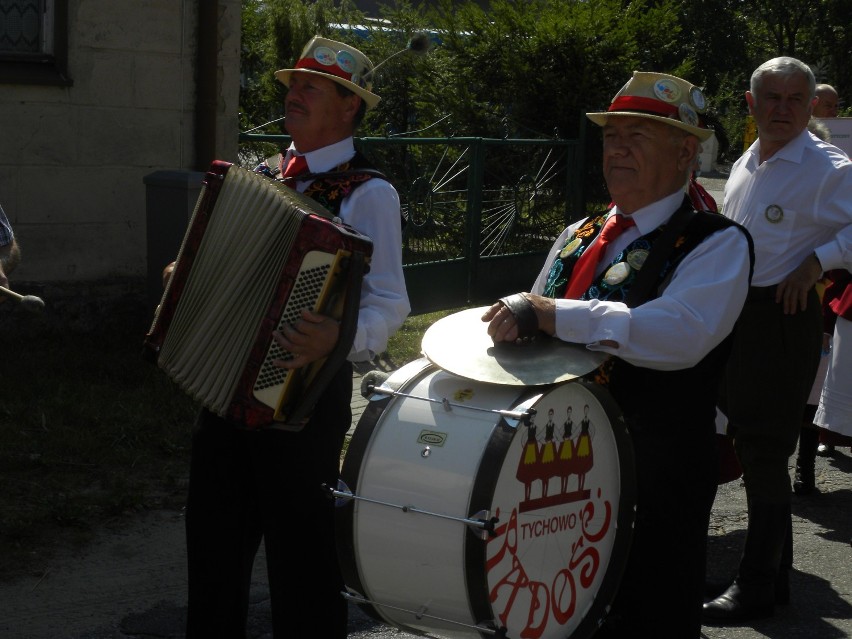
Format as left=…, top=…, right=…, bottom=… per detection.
left=337, top=358, right=635, bottom=639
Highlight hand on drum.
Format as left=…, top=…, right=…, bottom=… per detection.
left=482, top=293, right=555, bottom=343
left=272, top=309, right=339, bottom=369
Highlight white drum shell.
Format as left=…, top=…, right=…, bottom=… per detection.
left=339, top=359, right=633, bottom=639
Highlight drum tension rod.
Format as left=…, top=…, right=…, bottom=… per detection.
left=341, top=590, right=508, bottom=637
left=366, top=384, right=536, bottom=424
left=325, top=481, right=499, bottom=539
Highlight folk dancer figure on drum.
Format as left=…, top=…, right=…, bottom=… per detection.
left=557, top=406, right=575, bottom=493
left=180, top=36, right=410, bottom=638
left=703, top=57, right=852, bottom=624
left=482, top=71, right=754, bottom=638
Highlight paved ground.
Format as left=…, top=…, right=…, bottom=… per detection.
left=1, top=360, right=850, bottom=639
left=3, top=171, right=850, bottom=638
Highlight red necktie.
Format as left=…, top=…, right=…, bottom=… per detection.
left=281, top=154, right=308, bottom=180
left=564, top=214, right=635, bottom=299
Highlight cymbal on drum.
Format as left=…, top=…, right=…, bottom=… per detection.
left=421, top=307, right=607, bottom=386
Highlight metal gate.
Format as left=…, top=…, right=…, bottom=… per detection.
left=239, top=132, right=586, bottom=314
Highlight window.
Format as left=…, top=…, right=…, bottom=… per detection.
left=0, top=0, right=71, bottom=86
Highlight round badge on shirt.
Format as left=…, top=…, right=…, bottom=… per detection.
left=626, top=249, right=649, bottom=270
left=604, top=262, right=631, bottom=286
left=764, top=205, right=784, bottom=224
left=560, top=238, right=583, bottom=259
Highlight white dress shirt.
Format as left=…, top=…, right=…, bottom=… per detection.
left=723, top=129, right=852, bottom=286
left=284, top=138, right=411, bottom=362
left=531, top=190, right=752, bottom=371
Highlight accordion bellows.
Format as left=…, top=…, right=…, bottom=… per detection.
left=144, top=161, right=372, bottom=429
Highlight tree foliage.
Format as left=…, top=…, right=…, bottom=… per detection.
left=239, top=0, right=852, bottom=162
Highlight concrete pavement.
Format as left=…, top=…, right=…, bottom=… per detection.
left=1, top=432, right=848, bottom=639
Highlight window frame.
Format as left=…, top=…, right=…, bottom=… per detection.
left=0, top=0, right=72, bottom=86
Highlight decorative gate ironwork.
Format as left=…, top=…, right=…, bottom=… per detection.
left=239, top=133, right=586, bottom=314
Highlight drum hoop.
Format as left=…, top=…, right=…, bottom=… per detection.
left=464, top=409, right=523, bottom=629
left=336, top=358, right=437, bottom=623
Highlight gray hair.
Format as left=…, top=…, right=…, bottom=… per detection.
left=751, top=57, right=816, bottom=99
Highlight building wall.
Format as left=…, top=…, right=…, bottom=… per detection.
left=0, top=0, right=241, bottom=284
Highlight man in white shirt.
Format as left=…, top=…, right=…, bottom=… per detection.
left=704, top=57, right=852, bottom=623
left=184, top=36, right=410, bottom=638
left=483, top=72, right=753, bottom=638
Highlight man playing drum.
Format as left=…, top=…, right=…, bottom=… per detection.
left=482, top=72, right=754, bottom=638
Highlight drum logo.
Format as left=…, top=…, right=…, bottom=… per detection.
left=417, top=430, right=447, bottom=446
left=485, top=395, right=618, bottom=638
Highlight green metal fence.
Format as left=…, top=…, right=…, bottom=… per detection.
left=239, top=131, right=587, bottom=314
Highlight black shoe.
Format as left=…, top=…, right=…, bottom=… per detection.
left=794, top=428, right=818, bottom=495
left=793, top=470, right=815, bottom=495
left=703, top=582, right=775, bottom=623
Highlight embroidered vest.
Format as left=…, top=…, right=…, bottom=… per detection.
left=256, top=150, right=386, bottom=216
left=547, top=200, right=752, bottom=426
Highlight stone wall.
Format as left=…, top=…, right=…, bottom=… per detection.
left=0, top=0, right=241, bottom=291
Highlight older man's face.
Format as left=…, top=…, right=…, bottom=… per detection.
left=746, top=71, right=815, bottom=156
left=814, top=89, right=839, bottom=118
left=602, top=116, right=696, bottom=213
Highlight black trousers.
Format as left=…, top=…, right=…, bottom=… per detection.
left=597, top=413, right=718, bottom=639
left=185, top=362, right=353, bottom=639
left=722, top=288, right=822, bottom=503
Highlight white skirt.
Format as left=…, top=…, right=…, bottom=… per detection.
left=815, top=315, right=852, bottom=436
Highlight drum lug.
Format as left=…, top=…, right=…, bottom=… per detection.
left=467, top=509, right=499, bottom=540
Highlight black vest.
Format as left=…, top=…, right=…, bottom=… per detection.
left=548, top=198, right=753, bottom=426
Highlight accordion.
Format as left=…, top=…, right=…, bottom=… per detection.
left=144, top=160, right=373, bottom=429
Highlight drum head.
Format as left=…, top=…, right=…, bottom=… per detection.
left=422, top=307, right=607, bottom=386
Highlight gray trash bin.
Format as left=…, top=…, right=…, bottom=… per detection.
left=144, top=170, right=205, bottom=312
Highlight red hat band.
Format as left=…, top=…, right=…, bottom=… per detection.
left=609, top=95, right=679, bottom=117
left=295, top=57, right=354, bottom=83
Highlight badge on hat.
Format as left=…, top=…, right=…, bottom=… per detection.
left=689, top=87, right=706, bottom=112
left=336, top=50, right=356, bottom=73
left=679, top=103, right=700, bottom=127
left=653, top=78, right=682, bottom=103
left=313, top=46, right=336, bottom=66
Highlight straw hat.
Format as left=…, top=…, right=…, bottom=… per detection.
left=587, top=72, right=713, bottom=141
left=275, top=36, right=381, bottom=110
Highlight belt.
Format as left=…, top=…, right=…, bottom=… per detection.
left=746, top=285, right=778, bottom=302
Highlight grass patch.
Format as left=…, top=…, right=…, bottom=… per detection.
left=0, top=297, right=464, bottom=578
left=0, top=305, right=199, bottom=577
left=385, top=306, right=466, bottom=365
